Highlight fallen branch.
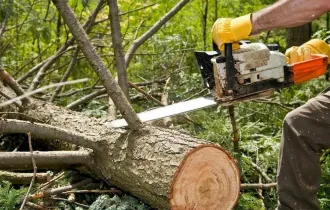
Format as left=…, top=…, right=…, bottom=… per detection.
left=19, top=132, right=37, bottom=210
left=0, top=118, right=101, bottom=150
left=240, top=183, right=277, bottom=190
left=25, top=202, right=47, bottom=210
left=63, top=189, right=122, bottom=194
left=28, top=178, right=93, bottom=200
left=242, top=155, right=273, bottom=183
left=40, top=171, right=65, bottom=190
left=0, top=151, right=92, bottom=170
left=50, top=197, right=89, bottom=209
left=0, top=170, right=51, bottom=184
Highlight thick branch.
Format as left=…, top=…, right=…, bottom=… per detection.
left=108, top=0, right=129, bottom=98
left=0, top=118, right=101, bottom=150
left=52, top=0, right=142, bottom=130
left=0, top=151, right=92, bottom=170
left=125, top=0, right=191, bottom=66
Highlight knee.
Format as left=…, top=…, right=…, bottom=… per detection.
left=283, top=107, right=304, bottom=130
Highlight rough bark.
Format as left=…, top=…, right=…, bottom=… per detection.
left=286, top=23, right=312, bottom=48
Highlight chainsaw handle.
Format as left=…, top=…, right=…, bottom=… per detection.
left=225, top=43, right=235, bottom=90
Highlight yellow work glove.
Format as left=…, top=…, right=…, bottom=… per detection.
left=211, top=14, right=252, bottom=51
left=285, top=39, right=330, bottom=64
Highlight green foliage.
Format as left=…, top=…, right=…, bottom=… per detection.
left=88, top=195, right=150, bottom=210
left=236, top=192, right=265, bottom=210
left=0, top=181, right=27, bottom=210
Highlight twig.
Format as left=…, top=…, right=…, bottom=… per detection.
left=134, top=20, right=146, bottom=40
left=50, top=197, right=89, bottom=208
left=128, top=81, right=164, bottom=106
left=240, top=182, right=277, bottom=190
left=25, top=202, right=47, bottom=210
left=40, top=171, right=66, bottom=190
left=125, top=0, right=191, bottom=66
left=19, top=132, right=37, bottom=210
left=50, top=48, right=80, bottom=102
left=254, top=99, right=294, bottom=111
left=63, top=189, right=122, bottom=194
left=94, top=3, right=157, bottom=25
left=0, top=78, right=88, bottom=109
left=28, top=178, right=93, bottom=200
left=66, top=89, right=107, bottom=109
left=242, top=155, right=273, bottom=183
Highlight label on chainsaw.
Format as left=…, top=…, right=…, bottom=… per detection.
left=110, top=96, right=217, bottom=128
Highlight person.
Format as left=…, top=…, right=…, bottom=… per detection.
left=211, top=1, right=330, bottom=210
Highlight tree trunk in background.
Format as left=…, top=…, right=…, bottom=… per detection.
left=286, top=23, right=312, bottom=48
left=202, top=0, right=208, bottom=50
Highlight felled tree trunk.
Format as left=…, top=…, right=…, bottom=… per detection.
left=0, top=86, right=240, bottom=209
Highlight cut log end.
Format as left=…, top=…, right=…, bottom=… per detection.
left=170, top=145, right=240, bottom=210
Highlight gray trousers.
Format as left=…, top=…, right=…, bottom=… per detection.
left=277, top=87, right=330, bottom=210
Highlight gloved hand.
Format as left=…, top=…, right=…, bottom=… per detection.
left=285, top=39, right=330, bottom=64
left=211, top=14, right=252, bottom=51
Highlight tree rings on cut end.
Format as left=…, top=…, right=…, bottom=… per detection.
left=169, top=145, right=240, bottom=210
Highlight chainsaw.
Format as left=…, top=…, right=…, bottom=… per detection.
left=110, top=42, right=328, bottom=128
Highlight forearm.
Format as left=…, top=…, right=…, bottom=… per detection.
left=251, top=0, right=330, bottom=34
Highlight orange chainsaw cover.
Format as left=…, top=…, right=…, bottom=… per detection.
left=291, top=54, right=328, bottom=84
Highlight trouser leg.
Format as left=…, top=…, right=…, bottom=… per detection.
left=277, top=89, right=330, bottom=210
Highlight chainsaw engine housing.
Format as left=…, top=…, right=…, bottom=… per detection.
left=195, top=43, right=293, bottom=101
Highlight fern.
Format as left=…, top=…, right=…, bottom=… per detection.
left=0, top=181, right=27, bottom=210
